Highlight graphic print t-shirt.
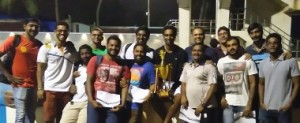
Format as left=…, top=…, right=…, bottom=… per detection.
left=217, top=55, right=258, bottom=106
left=128, top=62, right=155, bottom=109
left=87, top=56, right=130, bottom=94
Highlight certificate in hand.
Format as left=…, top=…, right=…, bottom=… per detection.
left=96, top=90, right=120, bottom=108
left=234, top=111, right=256, bottom=123
left=130, top=86, right=150, bottom=103
left=179, top=106, right=201, bottom=123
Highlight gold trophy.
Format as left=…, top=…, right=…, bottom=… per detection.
left=154, top=50, right=172, bottom=98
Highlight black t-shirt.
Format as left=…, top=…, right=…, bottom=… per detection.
left=155, top=45, right=188, bottom=91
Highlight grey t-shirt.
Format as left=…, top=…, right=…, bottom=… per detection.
left=259, top=56, right=300, bottom=110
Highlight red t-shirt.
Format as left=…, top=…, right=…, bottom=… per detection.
left=0, top=35, right=41, bottom=87
left=87, top=56, right=130, bottom=94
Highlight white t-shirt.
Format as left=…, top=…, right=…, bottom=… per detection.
left=180, top=63, right=218, bottom=108
left=37, top=42, right=76, bottom=92
left=119, top=42, right=154, bottom=59
left=217, top=55, right=258, bottom=106
left=72, top=65, right=88, bottom=102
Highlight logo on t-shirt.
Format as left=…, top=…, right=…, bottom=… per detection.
left=130, top=67, right=143, bottom=86
left=223, top=62, right=246, bottom=94
left=95, top=63, right=123, bottom=93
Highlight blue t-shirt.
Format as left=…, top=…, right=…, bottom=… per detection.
left=128, top=61, right=155, bottom=110
left=246, top=45, right=269, bottom=69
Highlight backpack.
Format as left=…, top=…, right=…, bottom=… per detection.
left=0, top=35, right=43, bottom=84
left=124, top=43, right=133, bottom=59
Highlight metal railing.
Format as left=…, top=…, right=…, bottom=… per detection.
left=166, top=19, right=216, bottom=34
left=229, top=10, right=300, bottom=58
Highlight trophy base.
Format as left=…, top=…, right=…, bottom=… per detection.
left=158, top=91, right=170, bottom=98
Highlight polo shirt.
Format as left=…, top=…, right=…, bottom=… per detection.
left=37, top=42, right=77, bottom=92
left=259, top=56, right=300, bottom=110
left=180, top=63, right=218, bottom=108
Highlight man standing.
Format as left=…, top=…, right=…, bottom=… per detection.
left=90, top=27, right=107, bottom=55
left=0, top=18, right=42, bottom=123
left=217, top=37, right=257, bottom=123
left=246, top=23, right=269, bottom=65
left=259, top=33, right=300, bottom=123
left=181, top=44, right=218, bottom=123
left=36, top=21, right=77, bottom=123
left=126, top=44, right=155, bottom=123
left=86, top=35, right=130, bottom=123
left=152, top=26, right=188, bottom=123
left=185, top=27, right=218, bottom=63
left=119, top=26, right=155, bottom=60
left=60, top=44, right=94, bottom=123
left=215, top=26, right=246, bottom=59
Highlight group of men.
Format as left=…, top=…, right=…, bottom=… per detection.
left=0, top=17, right=299, bottom=123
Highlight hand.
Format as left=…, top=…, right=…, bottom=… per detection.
left=282, top=51, right=292, bottom=60
left=69, top=84, right=77, bottom=94
left=7, top=75, right=23, bottom=85
left=279, top=103, right=292, bottom=112
left=37, top=89, right=44, bottom=100
left=90, top=100, right=102, bottom=108
left=194, top=105, right=205, bottom=116
left=205, top=60, right=213, bottom=65
left=181, top=96, right=188, bottom=109
left=242, top=105, right=253, bottom=118
left=221, top=97, right=228, bottom=109
left=120, top=78, right=129, bottom=88
left=144, top=93, right=151, bottom=102
left=73, top=71, right=80, bottom=78
left=110, top=104, right=124, bottom=112
left=260, top=103, right=268, bottom=110
left=244, top=53, right=252, bottom=60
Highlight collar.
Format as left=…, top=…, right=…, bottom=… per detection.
left=268, top=55, right=284, bottom=61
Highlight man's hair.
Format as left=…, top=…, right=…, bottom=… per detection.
left=79, top=44, right=93, bottom=54
left=162, top=26, right=177, bottom=37
left=55, top=21, right=69, bottom=30
left=135, top=26, right=150, bottom=38
left=247, top=22, right=263, bottom=34
left=77, top=44, right=94, bottom=64
left=266, top=33, right=282, bottom=48
left=210, top=38, right=218, bottom=48
left=91, top=27, right=103, bottom=33
left=107, top=35, right=121, bottom=45
left=217, top=26, right=231, bottom=37
left=191, top=43, right=205, bottom=52
left=226, top=36, right=241, bottom=46
left=23, top=18, right=40, bottom=25
left=193, top=27, right=206, bottom=35
left=133, top=43, right=146, bottom=53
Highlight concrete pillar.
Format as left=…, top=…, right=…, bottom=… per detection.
left=178, top=0, right=191, bottom=48
left=216, top=0, right=231, bottom=36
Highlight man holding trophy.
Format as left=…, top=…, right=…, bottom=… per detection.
left=151, top=26, right=188, bottom=123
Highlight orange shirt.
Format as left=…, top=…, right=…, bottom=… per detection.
left=0, top=35, right=41, bottom=88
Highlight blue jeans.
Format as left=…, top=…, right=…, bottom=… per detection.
left=259, top=108, right=266, bottom=123
left=261, top=109, right=291, bottom=123
left=13, top=87, right=37, bottom=123
left=223, top=105, right=245, bottom=123
left=87, top=103, right=119, bottom=123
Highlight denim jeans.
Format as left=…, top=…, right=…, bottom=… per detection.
left=261, top=109, right=291, bottom=123
left=223, top=105, right=245, bottom=123
left=87, top=103, right=119, bottom=123
left=13, top=87, right=37, bottom=123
